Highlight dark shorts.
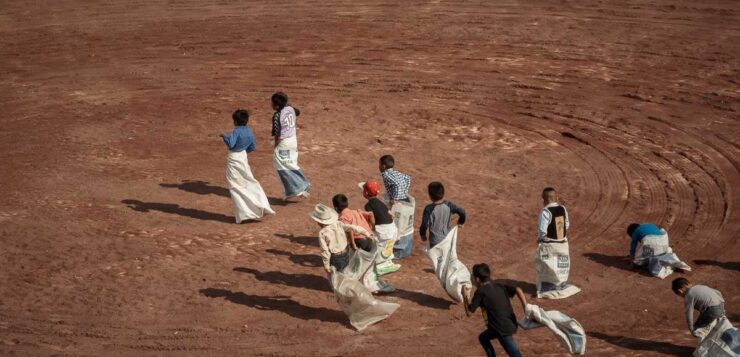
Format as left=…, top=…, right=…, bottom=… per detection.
left=330, top=249, right=350, bottom=272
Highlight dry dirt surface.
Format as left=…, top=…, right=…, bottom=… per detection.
left=1, top=0, right=739, bottom=356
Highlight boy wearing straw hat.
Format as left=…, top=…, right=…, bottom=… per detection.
left=309, top=203, right=375, bottom=277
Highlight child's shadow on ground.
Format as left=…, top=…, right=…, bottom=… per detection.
left=694, top=259, right=740, bottom=272
left=199, top=288, right=347, bottom=326
left=392, top=288, right=454, bottom=310
left=583, top=253, right=653, bottom=277
left=159, top=180, right=293, bottom=206
left=588, top=331, right=693, bottom=356
left=121, top=199, right=234, bottom=223
left=274, top=233, right=318, bottom=247
left=265, top=249, right=322, bottom=268
left=234, top=267, right=331, bottom=292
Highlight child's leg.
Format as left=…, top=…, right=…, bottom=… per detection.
left=497, top=335, right=522, bottom=357
left=478, top=329, right=497, bottom=357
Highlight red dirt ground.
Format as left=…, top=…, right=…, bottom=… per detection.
left=1, top=1, right=738, bottom=356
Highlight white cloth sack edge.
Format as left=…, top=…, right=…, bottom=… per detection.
left=423, top=226, right=472, bottom=303
left=519, top=303, right=587, bottom=355
left=694, top=316, right=739, bottom=357
left=343, top=238, right=386, bottom=293
left=226, top=151, right=274, bottom=223
left=331, top=273, right=399, bottom=332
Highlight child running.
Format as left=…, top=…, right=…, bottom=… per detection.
left=309, top=204, right=374, bottom=278
left=420, top=181, right=466, bottom=248
left=360, top=179, right=401, bottom=275
left=219, top=109, right=274, bottom=223
left=465, top=263, right=526, bottom=357
left=271, top=91, right=310, bottom=200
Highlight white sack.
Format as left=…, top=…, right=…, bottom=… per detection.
left=273, top=136, right=310, bottom=197
left=694, top=317, right=740, bottom=357
left=331, top=267, right=399, bottom=332
left=374, top=223, right=398, bottom=267
left=388, top=196, right=415, bottom=259
left=344, top=238, right=390, bottom=293
left=633, top=232, right=691, bottom=279
left=519, top=304, right=586, bottom=355
left=226, top=151, right=275, bottom=223
left=535, top=241, right=580, bottom=299
left=424, top=226, right=471, bottom=303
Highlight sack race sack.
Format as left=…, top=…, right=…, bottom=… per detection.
left=273, top=136, right=310, bottom=197
left=424, top=226, right=471, bottom=303
left=373, top=223, right=399, bottom=275
left=344, top=239, right=392, bottom=293
left=226, top=151, right=275, bottom=223
left=519, top=304, right=586, bottom=355
left=534, top=241, right=580, bottom=299
left=390, top=196, right=415, bottom=259
left=633, top=231, right=691, bottom=279
left=331, top=264, right=399, bottom=332
left=694, top=317, right=739, bottom=357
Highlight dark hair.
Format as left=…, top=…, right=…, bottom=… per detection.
left=542, top=187, right=555, bottom=196
left=271, top=92, right=288, bottom=110
left=627, top=223, right=640, bottom=236
left=232, top=109, right=249, bottom=126
left=472, top=263, right=491, bottom=282
left=332, top=194, right=348, bottom=212
left=672, top=277, right=690, bottom=294
left=380, top=155, right=395, bottom=169
left=428, top=181, right=445, bottom=201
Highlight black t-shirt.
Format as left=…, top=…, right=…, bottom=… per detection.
left=468, top=282, right=518, bottom=335
left=364, top=198, right=393, bottom=225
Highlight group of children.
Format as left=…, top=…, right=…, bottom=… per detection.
left=219, top=93, right=732, bottom=357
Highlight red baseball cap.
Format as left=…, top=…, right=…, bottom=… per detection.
left=359, top=179, right=381, bottom=197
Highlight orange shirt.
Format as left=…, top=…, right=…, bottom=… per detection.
left=339, top=209, right=372, bottom=239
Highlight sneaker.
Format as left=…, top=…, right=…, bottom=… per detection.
left=376, top=262, right=401, bottom=276
left=297, top=191, right=310, bottom=199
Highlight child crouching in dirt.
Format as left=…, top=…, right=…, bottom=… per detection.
left=309, top=204, right=374, bottom=279
left=671, top=278, right=727, bottom=339
left=465, top=263, right=526, bottom=357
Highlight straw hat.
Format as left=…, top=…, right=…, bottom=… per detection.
left=309, top=203, right=339, bottom=225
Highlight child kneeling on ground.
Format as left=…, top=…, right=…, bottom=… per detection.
left=465, top=263, right=527, bottom=357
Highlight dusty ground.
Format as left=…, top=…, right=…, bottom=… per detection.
left=1, top=0, right=739, bottom=356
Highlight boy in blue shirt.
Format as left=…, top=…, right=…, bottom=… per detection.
left=420, top=181, right=466, bottom=247
left=626, top=223, right=664, bottom=257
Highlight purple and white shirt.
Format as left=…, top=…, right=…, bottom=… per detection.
left=271, top=106, right=298, bottom=139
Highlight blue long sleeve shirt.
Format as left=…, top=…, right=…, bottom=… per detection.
left=221, top=126, right=256, bottom=152
left=630, top=223, right=663, bottom=255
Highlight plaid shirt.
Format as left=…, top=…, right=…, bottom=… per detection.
left=381, top=168, right=411, bottom=200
